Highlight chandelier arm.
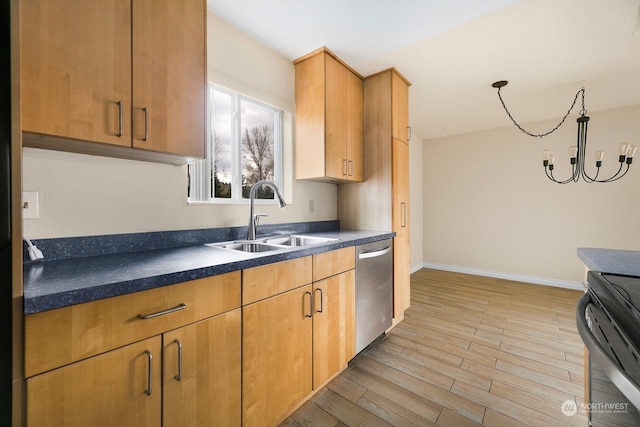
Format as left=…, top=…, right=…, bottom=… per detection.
left=597, top=163, right=629, bottom=183
left=547, top=166, right=575, bottom=184
left=496, top=87, right=584, bottom=138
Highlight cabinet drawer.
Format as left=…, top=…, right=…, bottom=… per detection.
left=313, top=247, right=355, bottom=282
left=25, top=271, right=241, bottom=377
left=242, top=257, right=312, bottom=305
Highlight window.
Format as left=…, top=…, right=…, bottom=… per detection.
left=189, top=84, right=283, bottom=202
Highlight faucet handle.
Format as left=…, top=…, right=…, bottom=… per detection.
left=253, top=213, right=268, bottom=228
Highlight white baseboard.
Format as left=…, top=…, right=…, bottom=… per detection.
left=416, top=262, right=584, bottom=291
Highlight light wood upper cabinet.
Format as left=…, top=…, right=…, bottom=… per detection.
left=392, top=71, right=410, bottom=143
left=131, top=0, right=205, bottom=157
left=294, top=47, right=363, bottom=183
left=21, top=0, right=133, bottom=147
left=21, top=0, right=205, bottom=162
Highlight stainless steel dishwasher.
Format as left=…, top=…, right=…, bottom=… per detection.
left=355, top=239, right=393, bottom=354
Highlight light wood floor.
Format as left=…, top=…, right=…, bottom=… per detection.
left=281, top=268, right=588, bottom=426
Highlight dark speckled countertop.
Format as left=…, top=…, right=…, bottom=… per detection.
left=24, top=221, right=394, bottom=314
left=577, top=248, right=640, bottom=277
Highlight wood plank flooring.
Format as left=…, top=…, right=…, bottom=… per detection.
left=281, top=268, right=588, bottom=426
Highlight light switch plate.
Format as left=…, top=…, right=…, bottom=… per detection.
left=22, top=191, right=39, bottom=219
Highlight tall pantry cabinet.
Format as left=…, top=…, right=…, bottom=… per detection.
left=338, top=68, right=411, bottom=323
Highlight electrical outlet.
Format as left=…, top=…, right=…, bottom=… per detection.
left=308, top=199, right=315, bottom=214
left=22, top=192, right=40, bottom=219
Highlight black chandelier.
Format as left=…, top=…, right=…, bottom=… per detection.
left=492, top=80, right=636, bottom=184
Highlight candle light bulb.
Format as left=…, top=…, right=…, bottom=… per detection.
left=627, top=145, right=637, bottom=164
left=542, top=149, right=551, bottom=161
left=619, top=142, right=630, bottom=156
left=568, top=146, right=578, bottom=158
left=595, top=150, right=604, bottom=168
left=626, top=145, right=637, bottom=158
left=548, top=155, right=555, bottom=165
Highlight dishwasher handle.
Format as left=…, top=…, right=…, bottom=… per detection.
left=358, top=246, right=391, bottom=260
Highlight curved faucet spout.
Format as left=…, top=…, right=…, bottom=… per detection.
left=247, top=181, right=286, bottom=240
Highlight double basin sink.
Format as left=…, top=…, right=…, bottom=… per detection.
left=207, top=234, right=338, bottom=253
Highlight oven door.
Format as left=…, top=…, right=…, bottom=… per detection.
left=577, top=292, right=640, bottom=426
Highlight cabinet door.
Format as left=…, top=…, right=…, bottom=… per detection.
left=313, top=270, right=356, bottom=388
left=392, top=71, right=410, bottom=143
left=324, top=54, right=347, bottom=180
left=163, top=309, right=241, bottom=427
left=26, top=337, right=161, bottom=427
left=346, top=70, right=364, bottom=181
left=21, top=0, right=132, bottom=146
left=392, top=138, right=411, bottom=317
left=132, top=0, right=206, bottom=157
left=243, top=286, right=313, bottom=427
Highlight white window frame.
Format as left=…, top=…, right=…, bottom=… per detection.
left=188, top=84, right=283, bottom=204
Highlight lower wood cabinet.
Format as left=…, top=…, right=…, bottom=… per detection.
left=26, top=309, right=241, bottom=427
left=312, top=269, right=355, bottom=388
left=163, top=309, right=241, bottom=426
left=26, top=336, right=162, bottom=427
left=24, top=272, right=241, bottom=427
left=242, top=249, right=356, bottom=426
left=242, top=285, right=314, bottom=427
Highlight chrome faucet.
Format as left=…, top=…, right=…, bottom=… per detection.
left=247, top=180, right=286, bottom=240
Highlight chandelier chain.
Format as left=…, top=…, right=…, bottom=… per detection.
left=496, top=86, right=585, bottom=138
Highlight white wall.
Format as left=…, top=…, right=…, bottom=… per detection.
left=22, top=12, right=337, bottom=239
left=422, top=105, right=640, bottom=285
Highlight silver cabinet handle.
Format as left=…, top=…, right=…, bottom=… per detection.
left=314, top=288, right=323, bottom=313
left=142, top=107, right=149, bottom=141
left=401, top=202, right=407, bottom=227
left=144, top=350, right=153, bottom=396
left=173, top=339, right=182, bottom=381
left=116, top=101, right=123, bottom=137
left=138, top=303, right=186, bottom=320
left=407, top=126, right=412, bottom=141
left=303, top=291, right=313, bottom=318
left=348, top=160, right=353, bottom=176
left=342, top=159, right=348, bottom=176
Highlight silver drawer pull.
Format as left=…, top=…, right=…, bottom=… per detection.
left=144, top=349, right=153, bottom=396
left=303, top=291, right=313, bottom=318
left=138, top=303, right=186, bottom=320
left=174, top=339, right=183, bottom=381
left=116, top=101, right=123, bottom=137
left=142, top=107, right=149, bottom=141
left=314, top=288, right=324, bottom=313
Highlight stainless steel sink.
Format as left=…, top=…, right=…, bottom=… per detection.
left=206, top=234, right=338, bottom=253
left=213, top=242, right=286, bottom=253
left=263, top=235, right=338, bottom=247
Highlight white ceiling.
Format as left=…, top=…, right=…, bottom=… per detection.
left=207, top=0, right=640, bottom=140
